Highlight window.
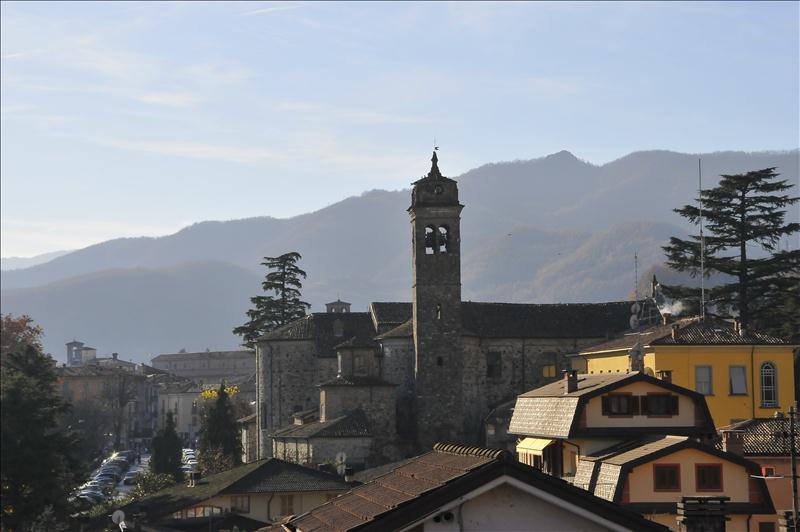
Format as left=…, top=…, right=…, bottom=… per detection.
left=230, top=495, right=250, bottom=513
left=653, top=464, right=681, bottom=491
left=353, top=354, right=366, bottom=376
left=758, top=523, right=776, bottom=532
left=279, top=494, right=295, bottom=515
left=729, top=366, right=747, bottom=395
left=762, top=466, right=775, bottom=477
left=424, top=225, right=436, bottom=254
left=542, top=365, right=557, bottom=378
left=642, top=393, right=679, bottom=416
left=696, top=464, right=723, bottom=491
left=760, top=362, right=778, bottom=407
left=332, top=319, right=344, bottom=338
left=601, top=394, right=637, bottom=416
left=438, top=225, right=450, bottom=253
left=695, top=366, right=713, bottom=395
left=486, top=351, right=502, bottom=379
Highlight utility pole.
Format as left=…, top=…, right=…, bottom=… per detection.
left=791, top=404, right=798, bottom=528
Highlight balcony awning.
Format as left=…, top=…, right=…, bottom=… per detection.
left=517, top=437, right=554, bottom=455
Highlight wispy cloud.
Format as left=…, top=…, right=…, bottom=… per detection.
left=89, top=137, right=273, bottom=163
left=135, top=92, right=204, bottom=107
left=0, top=104, right=37, bottom=114
left=275, top=101, right=431, bottom=125
left=241, top=4, right=305, bottom=16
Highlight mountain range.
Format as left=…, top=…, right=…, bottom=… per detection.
left=2, top=149, right=797, bottom=361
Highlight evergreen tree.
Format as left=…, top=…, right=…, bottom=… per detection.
left=198, top=382, right=242, bottom=475
left=1, top=314, right=81, bottom=530
left=662, top=167, right=799, bottom=330
left=233, top=252, right=310, bottom=347
left=150, top=412, right=183, bottom=482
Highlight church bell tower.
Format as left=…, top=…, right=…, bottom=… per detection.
left=409, top=151, right=464, bottom=448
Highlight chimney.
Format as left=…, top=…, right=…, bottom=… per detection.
left=112, top=352, right=118, bottom=360
left=677, top=496, right=730, bottom=532
left=739, top=325, right=748, bottom=337
left=344, top=467, right=355, bottom=483
left=662, top=313, right=672, bottom=326
left=721, top=430, right=744, bottom=456
left=671, top=324, right=680, bottom=340
left=187, top=470, right=201, bottom=487
left=563, top=370, right=578, bottom=394
left=657, top=370, right=673, bottom=383
left=733, top=319, right=740, bottom=334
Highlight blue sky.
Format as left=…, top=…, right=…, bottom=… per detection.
left=2, top=1, right=798, bottom=257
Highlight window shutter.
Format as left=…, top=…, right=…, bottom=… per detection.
left=670, top=395, right=679, bottom=415
left=601, top=396, right=609, bottom=415
left=631, top=396, right=640, bottom=415
left=640, top=395, right=649, bottom=415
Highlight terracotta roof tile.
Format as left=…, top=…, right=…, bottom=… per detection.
left=718, top=418, right=800, bottom=456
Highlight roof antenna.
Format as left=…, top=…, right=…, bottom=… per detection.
left=634, top=251, right=639, bottom=301
left=699, top=158, right=705, bottom=321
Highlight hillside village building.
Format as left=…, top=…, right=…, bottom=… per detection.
left=255, top=152, right=644, bottom=467
left=151, top=349, right=255, bottom=386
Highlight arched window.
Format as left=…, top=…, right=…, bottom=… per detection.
left=438, top=225, right=450, bottom=253
left=424, top=225, right=436, bottom=255
left=760, top=362, right=778, bottom=407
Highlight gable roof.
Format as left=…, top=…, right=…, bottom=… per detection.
left=576, top=436, right=773, bottom=513
left=262, top=443, right=668, bottom=532
left=369, top=302, right=412, bottom=332
left=461, top=301, right=632, bottom=339
left=509, top=372, right=715, bottom=439
left=272, top=409, right=372, bottom=439
left=581, top=317, right=791, bottom=354
left=120, top=458, right=349, bottom=520
left=717, top=417, right=800, bottom=456
left=259, top=313, right=376, bottom=358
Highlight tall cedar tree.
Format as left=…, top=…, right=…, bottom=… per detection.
left=150, top=411, right=183, bottom=482
left=198, top=382, right=242, bottom=475
left=662, top=167, right=799, bottom=332
left=233, top=252, right=310, bottom=347
left=1, top=314, right=81, bottom=530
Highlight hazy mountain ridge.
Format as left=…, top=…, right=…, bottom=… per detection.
left=2, top=149, right=797, bottom=360
left=1, top=249, right=72, bottom=271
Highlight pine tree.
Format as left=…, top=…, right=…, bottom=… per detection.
left=233, top=252, right=310, bottom=347
left=150, top=411, right=183, bottom=482
left=198, top=382, right=242, bottom=475
left=662, top=167, right=799, bottom=331
left=1, top=315, right=81, bottom=530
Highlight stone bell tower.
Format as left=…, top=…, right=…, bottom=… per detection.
left=408, top=151, right=465, bottom=449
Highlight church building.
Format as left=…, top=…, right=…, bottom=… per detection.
left=256, top=152, right=638, bottom=468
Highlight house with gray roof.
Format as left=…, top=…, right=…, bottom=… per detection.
left=116, top=458, right=352, bottom=530
left=508, top=370, right=716, bottom=479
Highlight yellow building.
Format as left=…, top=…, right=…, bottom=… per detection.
left=572, top=318, right=796, bottom=427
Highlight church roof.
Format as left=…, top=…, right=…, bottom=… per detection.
left=369, top=302, right=412, bottom=330
left=258, top=312, right=375, bottom=358
left=374, top=319, right=413, bottom=340
left=272, top=409, right=372, bottom=439
left=461, top=301, right=632, bottom=339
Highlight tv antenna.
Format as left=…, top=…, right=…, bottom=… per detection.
left=634, top=251, right=639, bottom=301
left=699, top=159, right=705, bottom=320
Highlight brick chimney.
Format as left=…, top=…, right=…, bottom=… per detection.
left=720, top=430, right=744, bottom=456
left=563, top=370, right=578, bottom=394
left=677, top=496, right=730, bottom=532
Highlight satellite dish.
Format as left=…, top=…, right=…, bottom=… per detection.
left=630, top=302, right=641, bottom=314
left=111, top=510, right=125, bottom=524
left=629, top=315, right=640, bottom=329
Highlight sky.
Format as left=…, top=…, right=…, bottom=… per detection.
left=2, top=1, right=798, bottom=258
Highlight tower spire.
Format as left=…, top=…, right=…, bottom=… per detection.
left=429, top=150, right=441, bottom=178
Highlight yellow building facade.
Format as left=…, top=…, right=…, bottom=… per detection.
left=574, top=319, right=796, bottom=427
